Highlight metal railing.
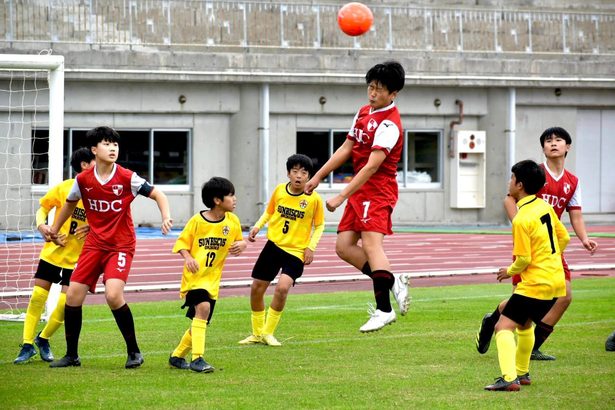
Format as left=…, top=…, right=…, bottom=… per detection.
left=1, top=0, right=614, bottom=54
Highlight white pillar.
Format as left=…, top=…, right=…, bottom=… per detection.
left=259, top=84, right=270, bottom=213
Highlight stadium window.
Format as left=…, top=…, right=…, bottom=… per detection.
left=297, top=129, right=442, bottom=189
left=297, top=130, right=354, bottom=188
left=399, top=130, right=442, bottom=188
left=31, top=128, right=191, bottom=186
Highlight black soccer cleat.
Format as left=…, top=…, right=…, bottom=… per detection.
left=475, top=313, right=494, bottom=354
left=517, top=372, right=531, bottom=386
left=125, top=352, right=144, bottom=369
left=605, top=331, right=615, bottom=352
left=484, top=376, right=521, bottom=392
left=169, top=355, right=190, bottom=370
left=35, top=332, right=54, bottom=362
left=189, top=357, right=214, bottom=373
left=530, top=349, right=556, bottom=361
left=50, top=355, right=81, bottom=368
left=14, top=343, right=37, bottom=364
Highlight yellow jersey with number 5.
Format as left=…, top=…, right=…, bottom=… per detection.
left=254, top=183, right=325, bottom=261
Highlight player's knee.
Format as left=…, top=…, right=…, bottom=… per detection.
left=560, top=293, right=572, bottom=308
left=105, top=291, right=124, bottom=309
left=335, top=244, right=351, bottom=262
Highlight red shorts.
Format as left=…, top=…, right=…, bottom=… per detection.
left=512, top=253, right=570, bottom=285
left=71, top=249, right=134, bottom=292
left=337, top=197, right=393, bottom=235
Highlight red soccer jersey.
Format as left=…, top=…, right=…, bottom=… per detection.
left=347, top=102, right=403, bottom=205
left=537, top=162, right=581, bottom=220
left=67, top=164, right=151, bottom=252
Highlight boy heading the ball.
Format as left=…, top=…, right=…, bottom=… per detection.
left=304, top=61, right=410, bottom=332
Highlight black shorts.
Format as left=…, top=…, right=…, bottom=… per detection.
left=251, top=240, right=304, bottom=283
left=34, top=259, right=73, bottom=287
left=501, top=293, right=557, bottom=326
left=181, top=289, right=216, bottom=324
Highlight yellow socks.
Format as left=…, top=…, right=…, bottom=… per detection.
left=40, top=292, right=66, bottom=340
left=251, top=310, right=265, bottom=336
left=172, top=328, right=192, bottom=358
left=495, top=330, right=517, bottom=382
left=191, top=318, right=207, bottom=361
left=262, top=307, right=282, bottom=336
left=23, top=286, right=49, bottom=344
left=516, top=326, right=535, bottom=376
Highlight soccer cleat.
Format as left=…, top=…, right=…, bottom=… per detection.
left=531, top=349, right=556, bottom=361
left=49, top=355, right=81, bottom=368
left=169, top=355, right=190, bottom=370
left=35, top=332, right=54, bottom=362
left=125, top=352, right=144, bottom=369
left=190, top=357, right=214, bottom=373
left=14, top=343, right=37, bottom=364
left=517, top=373, right=531, bottom=386
left=484, top=377, right=521, bottom=392
left=261, top=334, right=282, bottom=347
left=238, top=334, right=263, bottom=345
left=391, top=273, right=411, bottom=316
left=359, top=306, right=396, bottom=333
left=475, top=313, right=494, bottom=354
left=605, top=331, right=615, bottom=352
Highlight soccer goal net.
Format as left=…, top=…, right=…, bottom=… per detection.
left=0, top=53, right=64, bottom=321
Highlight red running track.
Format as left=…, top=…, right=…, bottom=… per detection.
left=2, top=228, right=613, bottom=305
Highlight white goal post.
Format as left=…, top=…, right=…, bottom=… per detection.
left=0, top=53, right=64, bottom=320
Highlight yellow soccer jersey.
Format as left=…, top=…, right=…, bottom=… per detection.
left=36, top=179, right=88, bottom=269
left=254, top=183, right=325, bottom=261
left=511, top=195, right=570, bottom=300
left=173, top=211, right=243, bottom=300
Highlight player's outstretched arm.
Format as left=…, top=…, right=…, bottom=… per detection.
left=326, top=149, right=385, bottom=212
left=305, top=139, right=353, bottom=194
left=149, top=188, right=173, bottom=235
left=568, top=209, right=598, bottom=255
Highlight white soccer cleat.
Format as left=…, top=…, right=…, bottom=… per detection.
left=392, top=273, right=411, bottom=316
left=359, top=306, right=396, bottom=333
left=238, top=334, right=262, bottom=345
left=261, top=334, right=282, bottom=347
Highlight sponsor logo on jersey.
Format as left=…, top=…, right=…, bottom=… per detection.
left=299, top=199, right=308, bottom=209
left=198, top=237, right=227, bottom=250
left=277, top=205, right=305, bottom=220
left=222, top=225, right=230, bottom=236
left=540, top=194, right=566, bottom=211
left=87, top=198, right=123, bottom=213
left=72, top=207, right=87, bottom=222
left=112, top=184, right=124, bottom=196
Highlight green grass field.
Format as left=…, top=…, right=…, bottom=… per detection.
left=1, top=278, right=613, bottom=409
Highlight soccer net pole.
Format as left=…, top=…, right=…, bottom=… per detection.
left=0, top=53, right=64, bottom=321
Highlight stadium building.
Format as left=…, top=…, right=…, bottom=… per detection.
left=1, top=0, right=614, bottom=228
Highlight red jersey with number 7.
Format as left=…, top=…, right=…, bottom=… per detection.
left=66, top=164, right=153, bottom=253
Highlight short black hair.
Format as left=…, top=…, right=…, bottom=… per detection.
left=511, top=159, right=545, bottom=195
left=365, top=60, right=405, bottom=93
left=70, top=147, right=95, bottom=174
left=539, top=126, right=572, bottom=146
left=201, top=177, right=235, bottom=209
left=286, top=154, right=314, bottom=177
left=86, top=126, right=120, bottom=148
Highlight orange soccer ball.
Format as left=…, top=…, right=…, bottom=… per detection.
left=337, top=2, right=373, bottom=37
